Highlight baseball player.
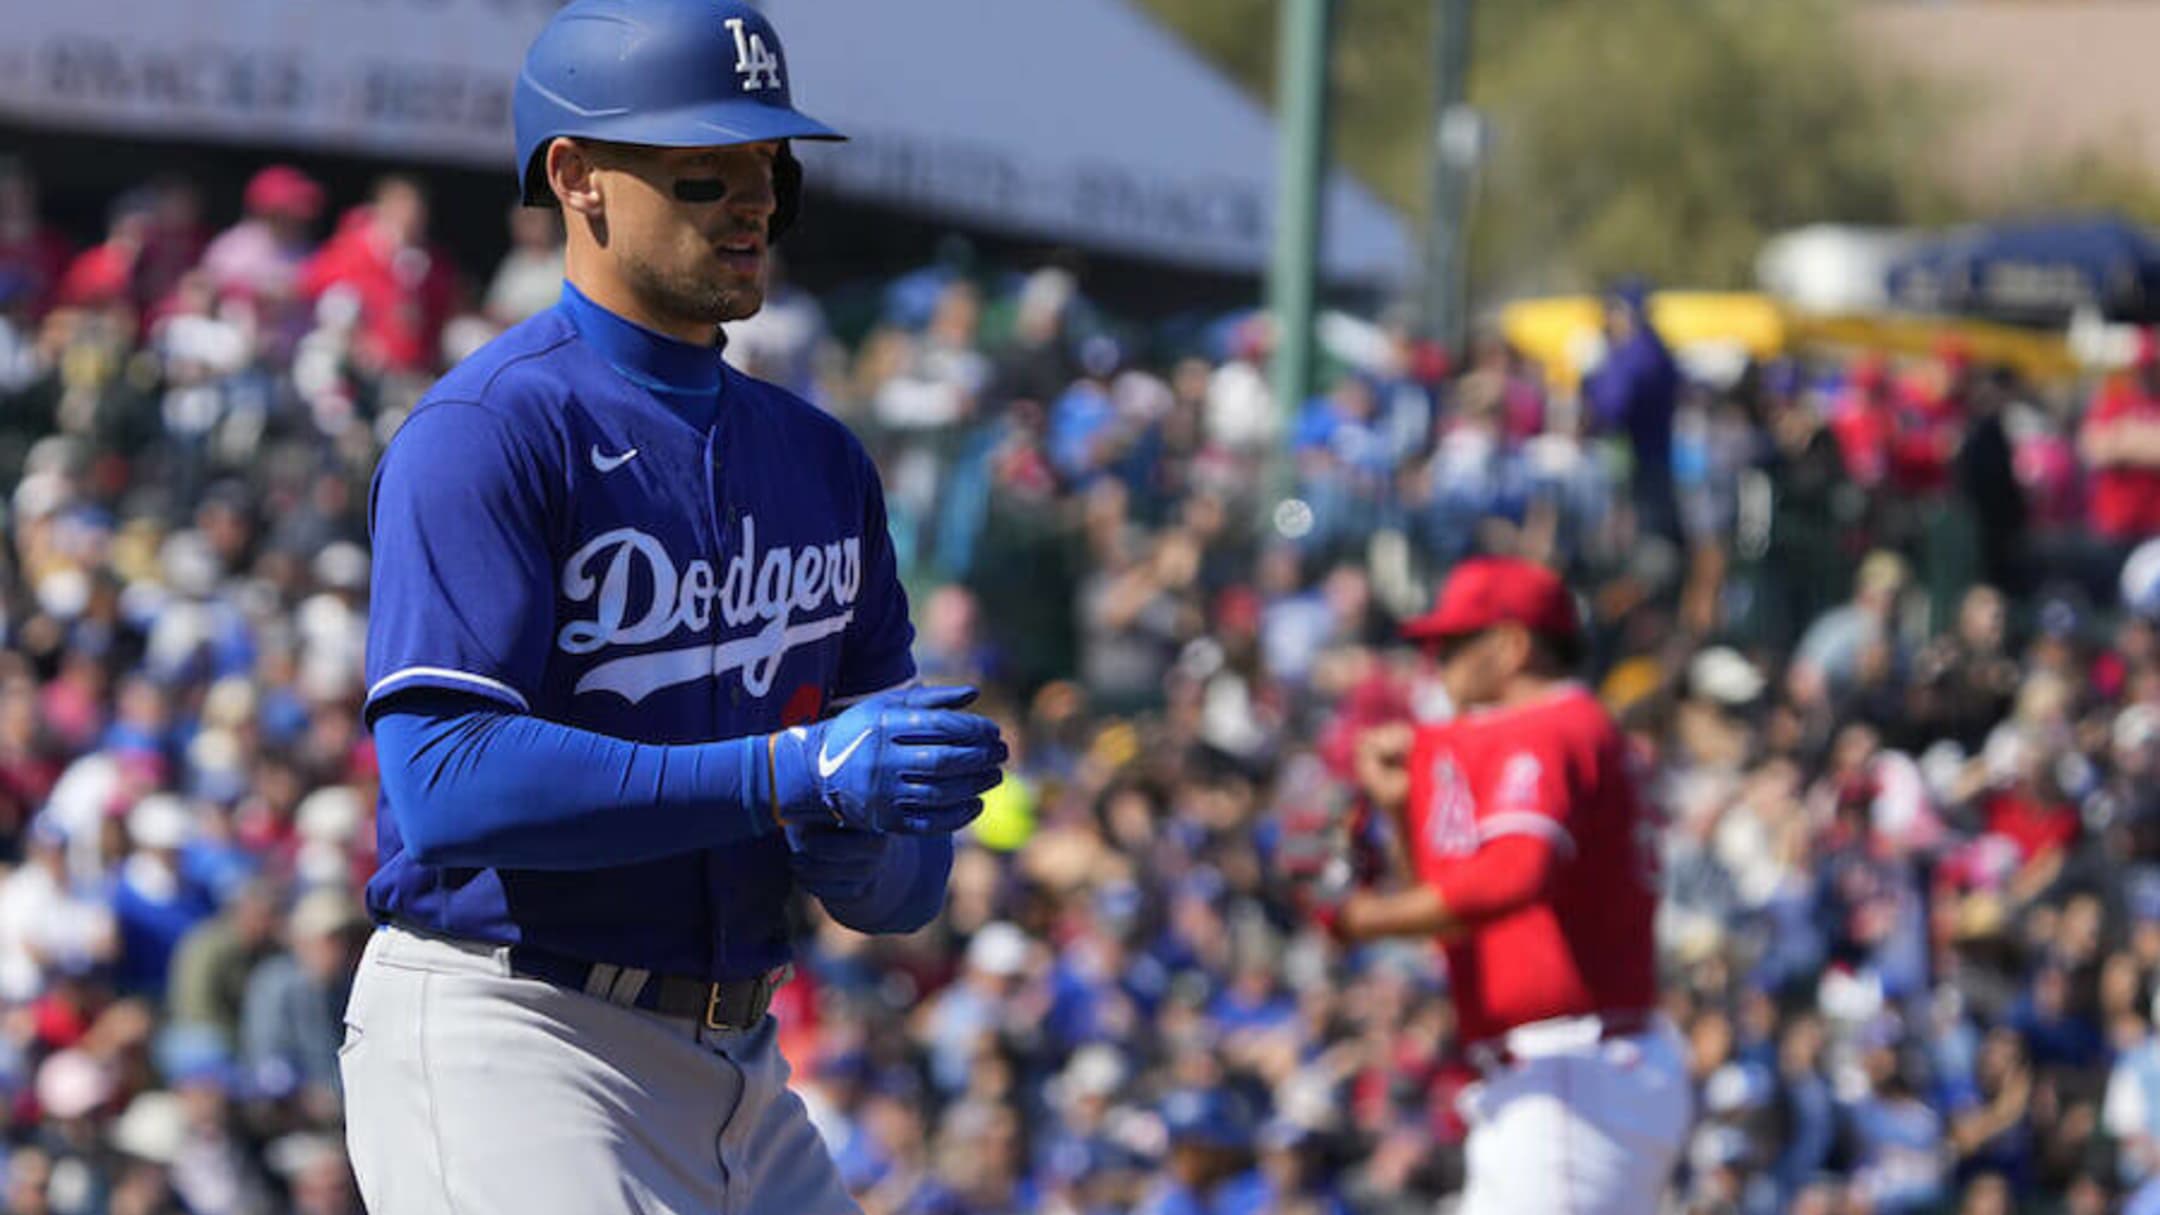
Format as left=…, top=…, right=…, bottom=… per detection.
left=1311, top=557, right=1690, bottom=1215
left=338, top=4, right=1006, bottom=1213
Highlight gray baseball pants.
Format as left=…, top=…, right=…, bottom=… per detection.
left=339, top=924, right=856, bottom=1215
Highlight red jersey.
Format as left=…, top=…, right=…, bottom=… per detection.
left=1405, top=685, right=1659, bottom=1044
left=1982, top=790, right=2078, bottom=864
left=2084, top=381, right=2160, bottom=539
left=299, top=207, right=460, bottom=376
left=1831, top=393, right=1893, bottom=487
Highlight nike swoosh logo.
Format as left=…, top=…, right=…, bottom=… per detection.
left=590, top=445, right=638, bottom=473
left=817, top=729, right=872, bottom=779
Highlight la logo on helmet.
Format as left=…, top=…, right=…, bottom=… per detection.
left=725, top=17, right=783, bottom=91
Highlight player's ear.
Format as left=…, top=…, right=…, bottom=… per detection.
left=548, top=138, right=607, bottom=220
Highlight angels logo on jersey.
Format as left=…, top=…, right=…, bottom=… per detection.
left=1424, top=750, right=1480, bottom=857
left=1494, top=753, right=1543, bottom=816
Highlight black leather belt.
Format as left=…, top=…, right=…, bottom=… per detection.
left=506, top=944, right=790, bottom=1032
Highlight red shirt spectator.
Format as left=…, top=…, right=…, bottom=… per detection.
left=55, top=193, right=157, bottom=317
left=299, top=176, right=459, bottom=376
left=2081, top=337, right=2160, bottom=539
left=1887, top=381, right=1958, bottom=496
left=1833, top=352, right=1964, bottom=498
left=1832, top=357, right=1896, bottom=488
left=1883, top=343, right=1969, bottom=497
left=1983, top=788, right=2078, bottom=866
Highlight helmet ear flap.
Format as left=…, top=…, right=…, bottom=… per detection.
left=770, top=143, right=803, bottom=243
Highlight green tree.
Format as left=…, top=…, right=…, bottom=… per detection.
left=1137, top=0, right=1952, bottom=295
left=1999, top=146, right=2160, bottom=229
left=1472, top=0, right=1948, bottom=292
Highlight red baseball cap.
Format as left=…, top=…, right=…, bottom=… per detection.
left=244, top=165, right=324, bottom=220
left=1401, top=556, right=1582, bottom=648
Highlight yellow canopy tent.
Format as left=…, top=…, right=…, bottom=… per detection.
left=1496, top=291, right=2081, bottom=389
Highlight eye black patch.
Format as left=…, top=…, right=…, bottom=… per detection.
left=672, top=177, right=728, bottom=203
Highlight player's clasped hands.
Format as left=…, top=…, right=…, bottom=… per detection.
left=769, top=684, right=1007, bottom=837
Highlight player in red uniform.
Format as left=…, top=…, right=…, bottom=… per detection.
left=1320, top=557, right=1691, bottom=1215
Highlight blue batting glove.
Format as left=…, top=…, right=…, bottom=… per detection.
left=783, top=823, right=889, bottom=903
left=761, top=684, right=1006, bottom=835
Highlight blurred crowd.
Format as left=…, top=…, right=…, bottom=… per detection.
left=8, top=153, right=2160, bottom=1215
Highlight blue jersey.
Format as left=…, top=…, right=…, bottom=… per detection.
left=363, top=284, right=916, bottom=979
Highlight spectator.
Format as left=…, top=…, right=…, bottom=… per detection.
left=1203, top=318, right=1276, bottom=462
left=137, top=178, right=210, bottom=324
left=1079, top=508, right=1201, bottom=716
left=199, top=165, right=325, bottom=357
left=990, top=267, right=1079, bottom=413
left=1833, top=354, right=1899, bottom=490
left=160, top=1048, right=274, bottom=1215
left=1136, top=1089, right=1254, bottom=1215
left=2081, top=329, right=2160, bottom=543
left=1909, top=586, right=2020, bottom=753
left=206, top=168, right=322, bottom=284
left=2106, top=992, right=2160, bottom=1192
left=724, top=249, right=828, bottom=401
left=1584, top=280, right=1682, bottom=543
left=1947, top=1027, right=2035, bottom=1191
left=921, top=922, right=1035, bottom=1099
left=110, top=795, right=216, bottom=998
left=1769, top=1013, right=1837, bottom=1208
left=56, top=190, right=158, bottom=318
left=1847, top=1047, right=1949, bottom=1215
left=481, top=205, right=564, bottom=328
left=239, top=890, right=365, bottom=1121
left=0, top=159, right=72, bottom=320
left=298, top=175, right=458, bottom=379
left=164, top=879, right=281, bottom=1046
left=1955, top=369, right=2028, bottom=597
left=1791, top=549, right=1911, bottom=710
left=0, top=817, right=116, bottom=1001
left=874, top=278, right=992, bottom=434
left=1216, top=1119, right=1350, bottom=1215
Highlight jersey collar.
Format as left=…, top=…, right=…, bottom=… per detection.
left=557, top=280, right=728, bottom=398
left=1459, top=680, right=1593, bottom=724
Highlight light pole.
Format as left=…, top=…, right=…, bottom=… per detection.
left=1266, top=0, right=1333, bottom=509
left=1422, top=0, right=1479, bottom=355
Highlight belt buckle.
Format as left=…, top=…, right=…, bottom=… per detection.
left=703, top=982, right=735, bottom=1033
left=701, top=966, right=789, bottom=1032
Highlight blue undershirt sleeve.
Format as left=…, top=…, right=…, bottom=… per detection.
left=818, top=833, right=954, bottom=936
left=373, top=690, right=779, bottom=871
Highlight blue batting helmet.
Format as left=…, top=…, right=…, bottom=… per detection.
left=513, top=0, right=845, bottom=236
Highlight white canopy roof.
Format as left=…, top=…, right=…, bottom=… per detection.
left=767, top=0, right=1412, bottom=284
left=1, top=0, right=1410, bottom=284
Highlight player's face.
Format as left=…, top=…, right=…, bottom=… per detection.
left=591, top=141, right=778, bottom=329
left=1435, top=625, right=1527, bottom=709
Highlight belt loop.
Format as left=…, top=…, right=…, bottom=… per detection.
left=609, top=967, right=651, bottom=1006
